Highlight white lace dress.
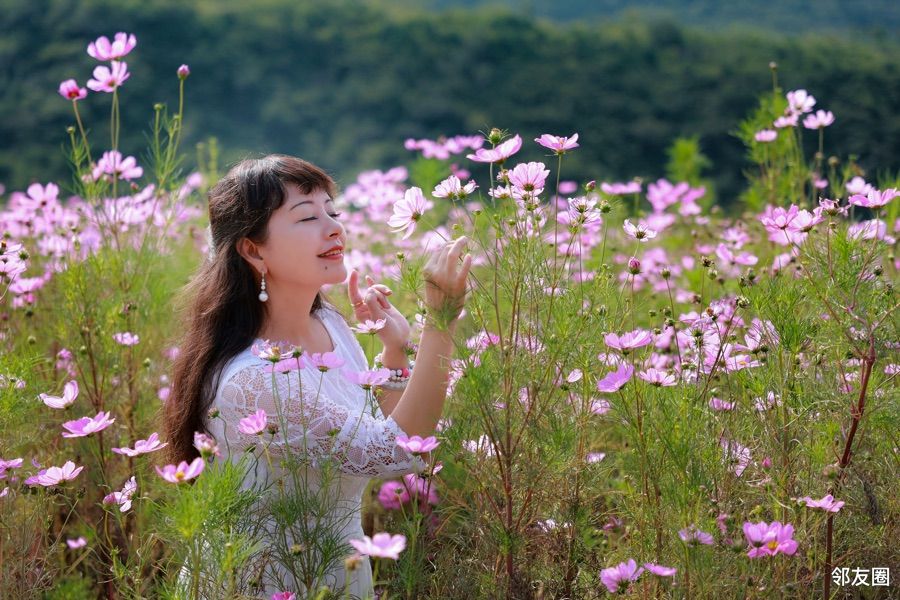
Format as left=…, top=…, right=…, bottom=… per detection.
left=204, top=305, right=424, bottom=599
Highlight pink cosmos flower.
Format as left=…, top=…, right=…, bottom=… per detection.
left=596, top=363, right=635, bottom=392
left=644, top=563, right=677, bottom=577
left=720, top=438, right=751, bottom=476
left=708, top=397, right=735, bottom=411
left=262, top=356, right=306, bottom=374
left=396, top=435, right=440, bottom=453
left=271, top=593, right=295, bottom=600
left=87, top=32, right=137, bottom=61
left=112, top=432, right=167, bottom=457
left=599, top=559, right=643, bottom=594
left=193, top=432, right=220, bottom=458
left=103, top=476, right=137, bottom=512
left=601, top=181, right=642, bottom=195
left=760, top=205, right=803, bottom=246
left=66, top=537, right=87, bottom=549
left=802, top=110, right=835, bottom=129
left=558, top=180, right=578, bottom=194
left=716, top=243, right=758, bottom=268
left=754, top=391, right=781, bottom=412
left=155, top=457, right=205, bottom=483
left=237, top=409, right=268, bottom=435
left=585, top=452, right=605, bottom=463
left=40, top=380, right=79, bottom=409
left=253, top=339, right=295, bottom=362
left=846, top=176, right=873, bottom=196
left=303, top=351, right=345, bottom=372
left=590, top=398, right=611, bottom=414
left=351, top=319, right=386, bottom=334
left=25, top=461, right=84, bottom=486
left=799, top=494, right=845, bottom=513
left=388, top=186, right=432, bottom=239
left=62, top=411, right=115, bottom=438
left=467, top=134, right=522, bottom=163
left=743, top=521, right=798, bottom=558
left=58, top=79, right=87, bottom=101
left=535, top=133, right=579, bottom=154
left=774, top=114, right=798, bottom=128
left=92, top=151, right=143, bottom=181
left=342, top=368, right=391, bottom=391
left=86, top=61, right=130, bottom=93
left=638, top=368, right=677, bottom=387
left=112, top=331, right=140, bottom=346
left=349, top=532, right=407, bottom=560
left=432, top=175, right=477, bottom=200
left=605, top=329, right=653, bottom=352
left=786, top=89, right=816, bottom=114
left=679, top=525, right=714, bottom=546
left=0, top=458, right=24, bottom=480
left=508, top=162, right=550, bottom=195
left=754, top=129, right=777, bottom=142
left=849, top=188, right=897, bottom=209
left=462, top=434, right=496, bottom=457
left=402, top=473, right=440, bottom=506
left=378, top=480, right=407, bottom=511
left=623, top=219, right=657, bottom=242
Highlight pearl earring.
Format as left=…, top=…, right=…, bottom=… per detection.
left=258, top=271, right=268, bottom=302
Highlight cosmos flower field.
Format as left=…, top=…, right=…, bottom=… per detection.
left=0, top=32, right=897, bottom=600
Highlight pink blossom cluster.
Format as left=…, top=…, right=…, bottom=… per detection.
left=404, top=135, right=483, bottom=159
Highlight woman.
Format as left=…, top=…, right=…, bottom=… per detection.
left=164, top=155, right=472, bottom=598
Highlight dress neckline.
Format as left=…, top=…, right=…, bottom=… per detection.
left=252, top=309, right=338, bottom=356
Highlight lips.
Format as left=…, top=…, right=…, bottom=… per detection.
left=318, top=245, right=344, bottom=257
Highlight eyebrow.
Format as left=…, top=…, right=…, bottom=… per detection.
left=291, top=197, right=335, bottom=210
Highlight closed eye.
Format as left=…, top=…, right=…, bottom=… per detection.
left=300, top=213, right=343, bottom=222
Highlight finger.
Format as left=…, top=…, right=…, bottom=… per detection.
left=446, top=236, right=467, bottom=275
left=365, top=289, right=386, bottom=317
left=348, top=269, right=363, bottom=305
left=374, top=289, right=390, bottom=309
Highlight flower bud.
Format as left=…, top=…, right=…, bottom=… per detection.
left=599, top=200, right=611, bottom=213
left=736, top=296, right=750, bottom=308
left=488, top=128, right=503, bottom=145
left=660, top=267, right=671, bottom=279
left=585, top=180, right=596, bottom=192
left=628, top=257, right=641, bottom=275
left=207, top=407, right=220, bottom=419
left=177, top=64, right=190, bottom=80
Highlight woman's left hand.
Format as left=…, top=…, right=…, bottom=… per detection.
left=348, top=269, right=411, bottom=353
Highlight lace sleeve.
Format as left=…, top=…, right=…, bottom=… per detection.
left=217, top=363, right=425, bottom=477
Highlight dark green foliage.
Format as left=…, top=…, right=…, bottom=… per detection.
left=1, top=0, right=899, bottom=207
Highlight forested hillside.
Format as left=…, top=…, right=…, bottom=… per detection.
left=419, top=0, right=900, bottom=35
left=2, top=0, right=899, bottom=202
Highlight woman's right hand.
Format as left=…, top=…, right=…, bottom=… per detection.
left=422, top=236, right=472, bottom=331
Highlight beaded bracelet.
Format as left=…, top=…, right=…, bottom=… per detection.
left=374, top=352, right=416, bottom=389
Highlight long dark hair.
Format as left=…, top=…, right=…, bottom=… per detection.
left=164, top=155, right=345, bottom=465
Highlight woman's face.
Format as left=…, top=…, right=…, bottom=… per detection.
left=253, top=185, right=347, bottom=289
